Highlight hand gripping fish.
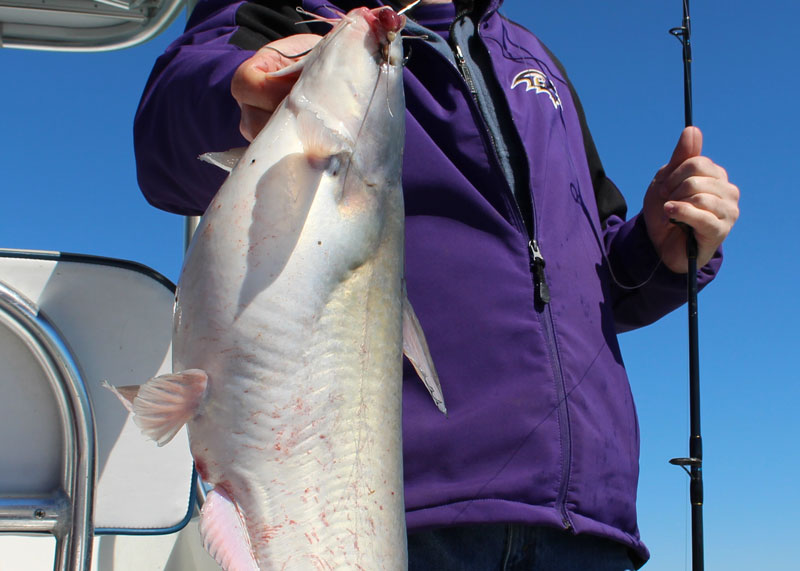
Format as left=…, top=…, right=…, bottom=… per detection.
left=105, top=5, right=446, bottom=570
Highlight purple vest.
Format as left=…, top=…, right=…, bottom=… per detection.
left=134, top=1, right=724, bottom=564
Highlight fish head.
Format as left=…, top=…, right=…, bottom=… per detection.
left=288, top=6, right=407, bottom=192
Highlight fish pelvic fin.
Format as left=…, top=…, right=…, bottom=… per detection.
left=200, top=488, right=259, bottom=571
left=402, top=292, right=447, bottom=415
left=103, top=369, right=208, bottom=447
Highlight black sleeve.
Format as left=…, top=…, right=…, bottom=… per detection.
left=227, top=0, right=328, bottom=51
left=538, top=42, right=628, bottom=227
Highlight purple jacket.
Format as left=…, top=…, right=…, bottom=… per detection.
left=134, top=0, right=722, bottom=565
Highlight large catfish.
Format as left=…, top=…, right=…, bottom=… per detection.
left=106, top=4, right=445, bottom=570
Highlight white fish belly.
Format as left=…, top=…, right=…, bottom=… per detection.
left=178, top=187, right=408, bottom=569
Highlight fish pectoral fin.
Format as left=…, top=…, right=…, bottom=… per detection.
left=402, top=293, right=447, bottom=415
left=296, top=110, right=352, bottom=161
left=199, top=148, right=248, bottom=173
left=200, top=488, right=259, bottom=571
left=264, top=55, right=307, bottom=79
left=104, top=369, right=208, bottom=447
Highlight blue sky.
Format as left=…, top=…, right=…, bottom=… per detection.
left=1, top=1, right=797, bottom=569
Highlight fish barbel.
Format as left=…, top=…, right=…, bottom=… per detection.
left=106, top=5, right=445, bottom=570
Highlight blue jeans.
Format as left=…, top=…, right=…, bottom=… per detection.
left=408, top=525, right=638, bottom=570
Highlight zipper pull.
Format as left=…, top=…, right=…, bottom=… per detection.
left=454, top=44, right=478, bottom=97
left=529, top=239, right=551, bottom=305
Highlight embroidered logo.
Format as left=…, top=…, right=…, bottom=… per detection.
left=510, top=69, right=561, bottom=109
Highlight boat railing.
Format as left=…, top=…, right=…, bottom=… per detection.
left=0, top=250, right=197, bottom=571
left=0, top=280, right=95, bottom=571
left=0, top=0, right=186, bottom=52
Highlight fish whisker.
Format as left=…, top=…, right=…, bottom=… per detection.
left=385, top=67, right=394, bottom=118
left=295, top=6, right=341, bottom=25
left=401, top=33, right=429, bottom=41
left=263, top=45, right=314, bottom=60
left=397, top=0, right=421, bottom=16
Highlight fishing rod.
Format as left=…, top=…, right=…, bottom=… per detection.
left=667, top=1, right=704, bottom=570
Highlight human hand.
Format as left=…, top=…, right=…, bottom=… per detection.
left=231, top=34, right=322, bottom=141
left=642, top=126, right=740, bottom=273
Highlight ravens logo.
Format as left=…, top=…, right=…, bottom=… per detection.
left=510, top=69, right=561, bottom=109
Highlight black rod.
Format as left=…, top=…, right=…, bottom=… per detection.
left=668, top=1, right=704, bottom=570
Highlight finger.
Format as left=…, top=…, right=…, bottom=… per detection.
left=663, top=126, right=703, bottom=176
left=250, top=34, right=321, bottom=74
left=232, top=60, right=295, bottom=113
left=664, top=177, right=740, bottom=212
left=662, top=156, right=728, bottom=197
left=239, top=104, right=273, bottom=142
left=664, top=199, right=736, bottom=240
left=666, top=193, right=725, bottom=221
left=262, top=34, right=321, bottom=64
left=231, top=34, right=321, bottom=112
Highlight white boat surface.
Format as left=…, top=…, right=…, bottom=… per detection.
left=0, top=249, right=218, bottom=570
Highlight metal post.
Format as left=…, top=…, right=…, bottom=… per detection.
left=183, top=0, right=202, bottom=255
left=184, top=216, right=201, bottom=253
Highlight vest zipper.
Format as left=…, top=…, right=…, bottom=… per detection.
left=447, top=16, right=568, bottom=528
left=454, top=44, right=479, bottom=98
left=529, top=239, right=550, bottom=305
left=449, top=27, right=550, bottom=306
left=539, top=295, right=574, bottom=531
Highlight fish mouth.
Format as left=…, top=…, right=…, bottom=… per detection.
left=355, top=6, right=407, bottom=47
left=374, top=6, right=406, bottom=39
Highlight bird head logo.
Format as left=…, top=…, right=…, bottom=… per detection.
left=510, top=69, right=561, bottom=109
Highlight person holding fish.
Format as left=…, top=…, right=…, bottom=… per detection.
left=133, top=1, right=739, bottom=569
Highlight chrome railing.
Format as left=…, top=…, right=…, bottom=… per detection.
left=0, top=281, right=96, bottom=571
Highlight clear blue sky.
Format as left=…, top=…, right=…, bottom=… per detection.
left=1, top=1, right=796, bottom=569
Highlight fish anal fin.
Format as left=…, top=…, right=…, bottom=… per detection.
left=104, top=369, right=208, bottom=447
left=402, top=294, right=447, bottom=415
left=200, top=488, right=259, bottom=571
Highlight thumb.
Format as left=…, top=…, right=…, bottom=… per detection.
left=664, top=126, right=703, bottom=173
